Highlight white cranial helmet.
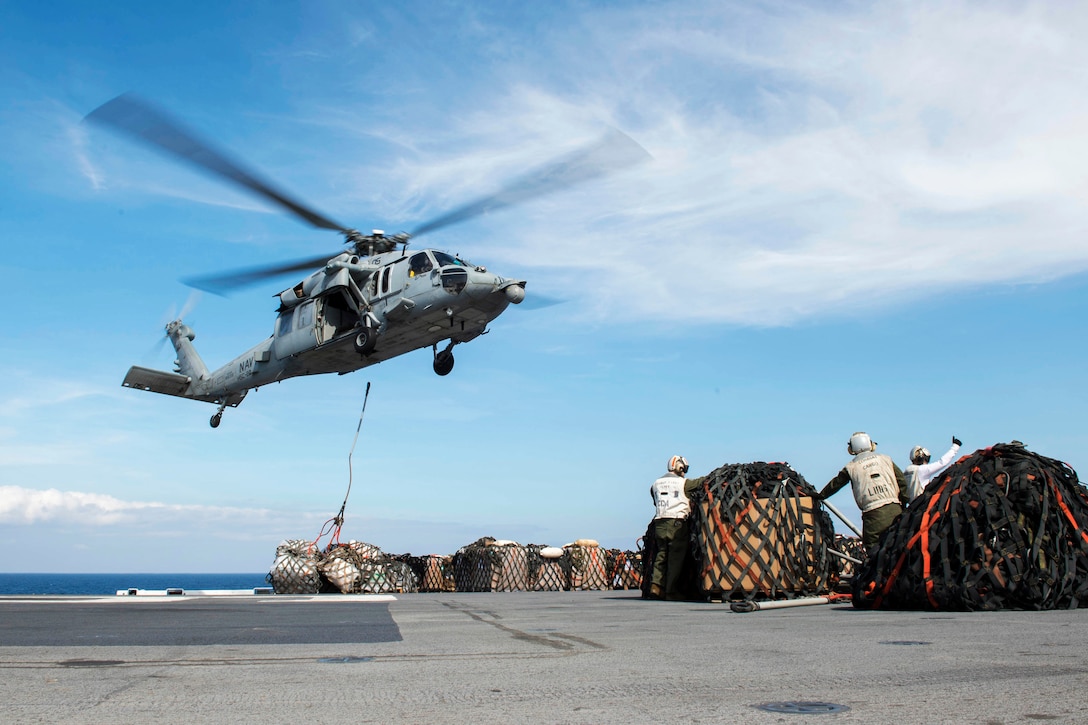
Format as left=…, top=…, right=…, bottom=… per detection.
left=668, top=455, right=689, bottom=475
left=910, top=446, right=931, bottom=465
left=848, top=432, right=875, bottom=455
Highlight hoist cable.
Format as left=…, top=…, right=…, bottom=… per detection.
left=313, top=381, right=371, bottom=550
left=341, top=381, right=372, bottom=520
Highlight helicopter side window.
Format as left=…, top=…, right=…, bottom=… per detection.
left=409, top=252, right=433, bottom=277
left=276, top=309, right=294, bottom=337
left=296, top=301, right=314, bottom=330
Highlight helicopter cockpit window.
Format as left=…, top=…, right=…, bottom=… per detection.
left=432, top=251, right=463, bottom=268
left=409, top=252, right=434, bottom=277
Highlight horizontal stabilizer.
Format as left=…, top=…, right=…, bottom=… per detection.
left=122, top=366, right=192, bottom=398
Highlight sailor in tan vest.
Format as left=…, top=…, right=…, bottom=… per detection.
left=649, top=455, right=704, bottom=600
left=819, top=432, right=908, bottom=553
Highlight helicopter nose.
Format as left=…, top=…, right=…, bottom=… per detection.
left=447, top=267, right=525, bottom=306
left=503, top=281, right=526, bottom=304
left=461, top=269, right=505, bottom=300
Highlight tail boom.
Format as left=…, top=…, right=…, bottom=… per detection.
left=121, top=319, right=247, bottom=408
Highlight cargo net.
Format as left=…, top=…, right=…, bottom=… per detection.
left=566, top=542, right=610, bottom=590
left=690, top=461, right=836, bottom=601
left=405, top=554, right=456, bottom=592
left=608, top=548, right=643, bottom=590
left=452, top=538, right=534, bottom=592
left=853, top=442, right=1088, bottom=611
left=267, top=539, right=419, bottom=594
left=528, top=545, right=570, bottom=591
left=450, top=539, right=613, bottom=591
left=267, top=539, right=323, bottom=594
left=359, top=557, right=418, bottom=595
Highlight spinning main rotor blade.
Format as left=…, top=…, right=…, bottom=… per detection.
left=409, top=129, right=651, bottom=239
left=181, top=128, right=651, bottom=295
left=86, top=94, right=650, bottom=295
left=182, top=253, right=340, bottom=296
left=85, top=93, right=349, bottom=233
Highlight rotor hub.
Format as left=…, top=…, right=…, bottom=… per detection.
left=345, top=229, right=409, bottom=257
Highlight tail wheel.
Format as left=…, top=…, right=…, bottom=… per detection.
left=353, top=327, right=377, bottom=355
left=210, top=413, right=222, bottom=428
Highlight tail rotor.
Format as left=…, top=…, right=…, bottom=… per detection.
left=143, top=290, right=203, bottom=364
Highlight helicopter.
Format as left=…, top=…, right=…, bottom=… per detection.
left=85, top=94, right=647, bottom=427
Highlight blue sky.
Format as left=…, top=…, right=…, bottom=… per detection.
left=3, top=1, right=1088, bottom=573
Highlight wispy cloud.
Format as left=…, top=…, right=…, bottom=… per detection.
left=0, top=485, right=571, bottom=557
left=0, top=377, right=108, bottom=419
left=331, top=1, right=1088, bottom=327
left=0, top=485, right=295, bottom=527
left=69, top=122, right=104, bottom=191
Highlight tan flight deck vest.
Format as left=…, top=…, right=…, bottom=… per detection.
left=845, top=451, right=901, bottom=512
left=652, top=474, right=691, bottom=520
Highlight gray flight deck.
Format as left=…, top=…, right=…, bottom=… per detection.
left=1, top=590, right=1087, bottom=724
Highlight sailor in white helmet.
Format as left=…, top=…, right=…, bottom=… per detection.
left=649, top=455, right=705, bottom=600
left=818, top=432, right=908, bottom=553
left=905, top=436, right=962, bottom=502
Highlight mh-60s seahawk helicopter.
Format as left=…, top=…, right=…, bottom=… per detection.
left=86, top=94, right=647, bottom=428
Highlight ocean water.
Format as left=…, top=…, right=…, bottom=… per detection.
left=0, top=573, right=269, bottom=596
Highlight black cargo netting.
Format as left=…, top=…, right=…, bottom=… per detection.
left=358, top=557, right=419, bottom=594
left=269, top=537, right=632, bottom=595
left=406, top=554, right=456, bottom=592
left=452, top=537, right=497, bottom=591
left=608, top=548, right=643, bottom=590
left=451, top=538, right=535, bottom=592
left=690, top=462, right=836, bottom=601
left=527, top=545, right=570, bottom=591
left=853, top=443, right=1088, bottom=611
left=268, top=540, right=418, bottom=594
left=267, top=539, right=323, bottom=594
left=318, top=541, right=384, bottom=593
left=567, top=544, right=611, bottom=590
left=490, top=545, right=532, bottom=591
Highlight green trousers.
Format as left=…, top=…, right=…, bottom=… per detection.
left=861, top=502, right=903, bottom=552
left=652, top=517, right=689, bottom=599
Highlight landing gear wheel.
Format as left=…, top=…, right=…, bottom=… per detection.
left=433, top=350, right=454, bottom=376
left=353, top=327, right=377, bottom=355
left=210, top=402, right=227, bottom=428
